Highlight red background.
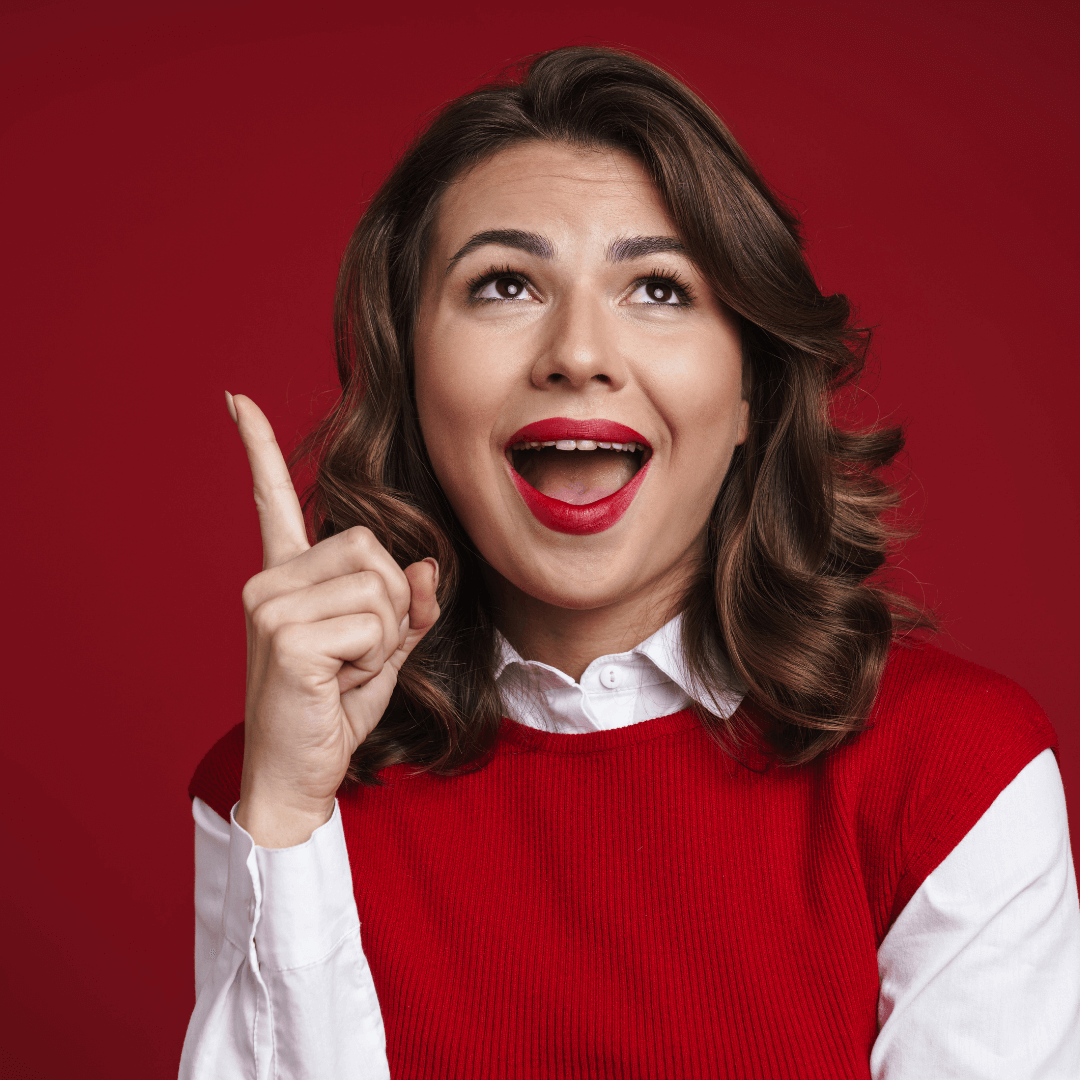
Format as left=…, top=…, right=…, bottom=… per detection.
left=2, top=1, right=1077, bottom=1075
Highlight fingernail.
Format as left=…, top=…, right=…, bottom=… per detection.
left=423, top=557, right=439, bottom=588
left=225, top=391, right=238, bottom=424
left=398, top=613, right=410, bottom=642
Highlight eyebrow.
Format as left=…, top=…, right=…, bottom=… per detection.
left=445, top=229, right=555, bottom=274
left=607, top=235, right=686, bottom=262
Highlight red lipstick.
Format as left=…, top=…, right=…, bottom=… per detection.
left=505, top=418, right=652, bottom=536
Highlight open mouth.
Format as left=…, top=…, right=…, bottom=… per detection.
left=504, top=418, right=653, bottom=535
left=510, top=439, right=650, bottom=504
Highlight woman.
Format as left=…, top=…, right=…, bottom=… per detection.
left=180, top=47, right=1079, bottom=1078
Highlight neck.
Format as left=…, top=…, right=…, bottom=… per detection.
left=486, top=548, right=700, bottom=682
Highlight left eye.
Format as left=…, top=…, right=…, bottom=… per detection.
left=476, top=276, right=530, bottom=300
left=629, top=279, right=682, bottom=305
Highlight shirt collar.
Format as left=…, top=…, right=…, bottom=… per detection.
left=493, top=612, right=743, bottom=722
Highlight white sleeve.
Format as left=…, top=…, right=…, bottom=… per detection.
left=872, top=748, right=1080, bottom=1079
left=178, top=797, right=391, bottom=1080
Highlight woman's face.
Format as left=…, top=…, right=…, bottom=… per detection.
left=414, top=140, right=747, bottom=619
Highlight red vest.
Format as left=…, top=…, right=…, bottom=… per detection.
left=191, top=642, right=1055, bottom=1079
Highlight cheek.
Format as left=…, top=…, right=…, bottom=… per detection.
left=653, top=338, right=746, bottom=467
left=413, top=319, right=505, bottom=506
left=413, top=335, right=467, bottom=486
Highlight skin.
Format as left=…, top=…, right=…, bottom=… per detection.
left=414, top=142, right=747, bottom=676
left=229, top=392, right=440, bottom=847
left=232, top=141, right=747, bottom=847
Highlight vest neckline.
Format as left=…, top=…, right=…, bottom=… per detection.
left=497, top=706, right=774, bottom=769
left=497, top=707, right=699, bottom=754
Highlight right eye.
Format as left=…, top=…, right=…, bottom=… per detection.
left=475, top=275, right=530, bottom=300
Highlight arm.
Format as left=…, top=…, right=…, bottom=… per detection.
left=872, top=749, right=1080, bottom=1079
left=179, top=394, right=437, bottom=1075
left=179, top=797, right=390, bottom=1080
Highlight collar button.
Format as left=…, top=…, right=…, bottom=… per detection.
left=600, top=665, right=620, bottom=689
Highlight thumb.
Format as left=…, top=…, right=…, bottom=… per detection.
left=393, top=558, right=440, bottom=664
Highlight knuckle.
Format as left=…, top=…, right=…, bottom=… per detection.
left=345, top=570, right=391, bottom=623
left=241, top=573, right=269, bottom=615
left=380, top=567, right=410, bottom=614
left=392, top=575, right=412, bottom=613
left=356, top=569, right=390, bottom=606
left=353, top=568, right=381, bottom=591
left=248, top=599, right=279, bottom=638
left=355, top=612, right=384, bottom=651
left=344, top=622, right=381, bottom=672
left=387, top=564, right=410, bottom=600
left=343, top=526, right=375, bottom=555
left=268, top=623, right=307, bottom=667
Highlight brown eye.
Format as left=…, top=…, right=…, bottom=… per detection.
left=496, top=277, right=525, bottom=298
left=476, top=275, right=529, bottom=300
left=628, top=277, right=686, bottom=306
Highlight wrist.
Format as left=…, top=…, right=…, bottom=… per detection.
left=235, top=786, right=336, bottom=849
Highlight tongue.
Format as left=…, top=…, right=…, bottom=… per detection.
left=518, top=449, right=638, bottom=505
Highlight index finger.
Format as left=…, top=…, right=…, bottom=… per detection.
left=228, top=392, right=310, bottom=569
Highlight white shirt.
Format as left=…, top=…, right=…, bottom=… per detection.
left=179, top=618, right=1080, bottom=1078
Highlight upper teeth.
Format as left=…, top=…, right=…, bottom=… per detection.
left=511, top=439, right=646, bottom=452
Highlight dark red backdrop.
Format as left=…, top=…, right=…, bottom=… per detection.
left=2, top=1, right=1077, bottom=1075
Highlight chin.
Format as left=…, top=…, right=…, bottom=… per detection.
left=492, top=541, right=667, bottom=612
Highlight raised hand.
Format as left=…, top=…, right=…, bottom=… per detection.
left=227, top=393, right=439, bottom=847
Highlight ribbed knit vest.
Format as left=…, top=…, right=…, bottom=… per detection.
left=191, top=641, right=1055, bottom=1079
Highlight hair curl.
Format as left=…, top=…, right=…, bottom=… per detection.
left=299, top=45, right=930, bottom=782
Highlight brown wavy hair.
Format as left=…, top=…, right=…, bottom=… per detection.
left=300, top=45, right=929, bottom=782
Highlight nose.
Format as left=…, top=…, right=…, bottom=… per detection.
left=529, top=290, right=627, bottom=391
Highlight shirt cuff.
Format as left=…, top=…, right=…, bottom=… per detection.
left=228, top=801, right=361, bottom=973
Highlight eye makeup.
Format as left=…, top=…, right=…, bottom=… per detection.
left=466, top=265, right=533, bottom=303
left=465, top=263, right=697, bottom=307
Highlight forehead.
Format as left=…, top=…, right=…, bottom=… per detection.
left=431, top=141, right=675, bottom=252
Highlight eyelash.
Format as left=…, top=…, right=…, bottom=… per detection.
left=465, top=265, right=696, bottom=305
left=466, top=265, right=528, bottom=302
left=636, top=267, right=695, bottom=305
